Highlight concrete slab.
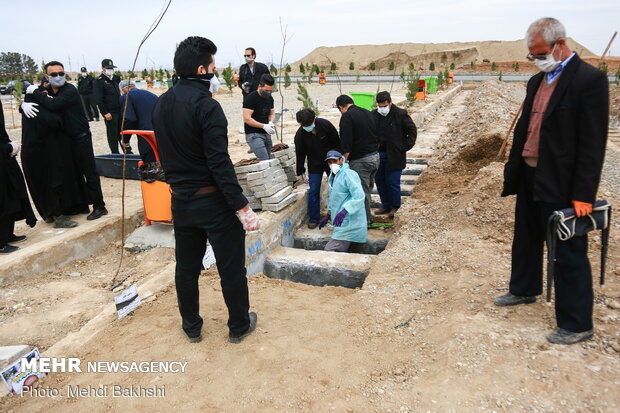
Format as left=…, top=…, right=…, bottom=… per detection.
left=293, top=227, right=391, bottom=255
left=124, top=223, right=175, bottom=251
left=264, top=246, right=372, bottom=288
left=372, top=184, right=414, bottom=196
left=402, top=165, right=427, bottom=175
left=0, top=345, right=30, bottom=367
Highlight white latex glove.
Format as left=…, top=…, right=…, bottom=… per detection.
left=262, top=123, right=276, bottom=135
left=25, top=84, right=38, bottom=94
left=21, top=102, right=39, bottom=118
left=236, top=207, right=260, bottom=231
left=9, top=141, right=21, bottom=157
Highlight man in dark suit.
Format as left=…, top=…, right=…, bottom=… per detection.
left=371, top=91, right=417, bottom=218
left=495, top=18, right=609, bottom=345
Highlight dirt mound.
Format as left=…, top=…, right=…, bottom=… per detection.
left=415, top=79, right=524, bottom=201
left=611, top=84, right=620, bottom=126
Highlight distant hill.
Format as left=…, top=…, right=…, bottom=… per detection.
left=291, top=38, right=595, bottom=72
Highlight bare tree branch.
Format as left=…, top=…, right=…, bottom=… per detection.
left=277, top=17, right=292, bottom=143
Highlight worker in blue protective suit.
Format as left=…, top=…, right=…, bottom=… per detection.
left=319, top=150, right=367, bottom=252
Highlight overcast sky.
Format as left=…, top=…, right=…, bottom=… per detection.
left=1, top=0, right=618, bottom=73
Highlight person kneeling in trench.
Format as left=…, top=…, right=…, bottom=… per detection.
left=319, top=150, right=367, bottom=252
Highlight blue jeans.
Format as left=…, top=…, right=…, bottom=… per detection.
left=246, top=132, right=272, bottom=161
left=375, top=152, right=402, bottom=210
left=308, top=172, right=324, bottom=223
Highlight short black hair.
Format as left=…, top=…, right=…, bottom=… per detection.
left=259, top=74, right=274, bottom=86
left=174, top=36, right=217, bottom=77
left=296, top=108, right=316, bottom=126
left=376, top=91, right=391, bottom=104
left=336, top=94, right=353, bottom=108
left=245, top=47, right=256, bottom=57
left=44, top=61, right=64, bottom=72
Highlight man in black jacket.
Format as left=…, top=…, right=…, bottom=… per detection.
left=336, top=94, right=380, bottom=225
left=372, top=91, right=416, bottom=217
left=294, top=109, right=341, bottom=228
left=238, top=47, right=270, bottom=97
left=495, top=18, right=608, bottom=345
left=153, top=36, right=259, bottom=344
left=94, top=58, right=132, bottom=154
left=24, top=61, right=107, bottom=221
left=77, top=67, right=99, bottom=121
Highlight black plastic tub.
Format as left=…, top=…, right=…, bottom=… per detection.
left=95, top=154, right=142, bottom=180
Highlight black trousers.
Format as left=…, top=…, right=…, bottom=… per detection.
left=171, top=191, right=250, bottom=337
left=104, top=113, right=131, bottom=154
left=509, top=164, right=593, bottom=333
left=0, top=218, right=14, bottom=248
left=80, top=94, right=99, bottom=120
left=74, top=132, right=105, bottom=209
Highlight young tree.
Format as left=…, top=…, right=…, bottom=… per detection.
left=450, top=62, right=455, bottom=70
left=513, top=62, right=520, bottom=72
left=164, top=69, right=170, bottom=79
left=405, top=71, right=421, bottom=105
left=330, top=62, right=336, bottom=71
left=349, top=62, right=354, bottom=70
left=444, top=68, right=450, bottom=84
left=222, top=64, right=235, bottom=95
left=491, top=62, right=497, bottom=71
left=388, top=61, right=395, bottom=71
left=284, top=71, right=291, bottom=89
left=369, top=62, right=376, bottom=71
left=470, top=61, right=475, bottom=70
left=305, top=63, right=310, bottom=73
left=615, top=68, right=620, bottom=85
left=141, top=68, right=148, bottom=79
left=408, top=62, right=415, bottom=71
left=598, top=62, right=608, bottom=75
left=312, top=64, right=320, bottom=75
left=299, top=63, right=305, bottom=74
left=499, top=71, right=503, bottom=81
left=285, top=64, right=292, bottom=73
left=270, top=63, right=278, bottom=76
left=400, top=70, right=406, bottom=86
left=429, top=62, right=435, bottom=71
left=296, top=81, right=319, bottom=115
left=437, top=70, right=444, bottom=87
left=128, top=70, right=136, bottom=79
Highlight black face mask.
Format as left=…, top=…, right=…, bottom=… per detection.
left=260, top=90, right=271, bottom=98
left=180, top=73, right=213, bottom=81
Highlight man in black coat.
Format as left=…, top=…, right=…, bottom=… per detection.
left=238, top=47, right=270, bottom=97
left=24, top=60, right=108, bottom=221
left=336, top=94, right=380, bottom=225
left=77, top=67, right=99, bottom=121
left=94, top=58, right=132, bottom=154
left=119, top=80, right=157, bottom=162
left=294, top=108, right=341, bottom=228
left=495, top=18, right=609, bottom=345
left=371, top=91, right=417, bottom=217
left=0, top=105, right=36, bottom=253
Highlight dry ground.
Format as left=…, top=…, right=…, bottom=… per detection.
left=1, top=82, right=619, bottom=412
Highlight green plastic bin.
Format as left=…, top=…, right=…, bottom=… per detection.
left=425, top=77, right=437, bottom=94
left=350, top=92, right=375, bottom=111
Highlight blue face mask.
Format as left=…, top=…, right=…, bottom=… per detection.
left=302, top=124, right=315, bottom=132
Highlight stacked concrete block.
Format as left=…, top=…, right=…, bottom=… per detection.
left=234, top=158, right=297, bottom=212
left=271, top=145, right=297, bottom=185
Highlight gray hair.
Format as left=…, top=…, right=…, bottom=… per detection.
left=526, top=17, right=566, bottom=47
left=119, top=79, right=136, bottom=90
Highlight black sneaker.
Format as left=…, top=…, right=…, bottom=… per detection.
left=228, top=312, right=257, bottom=343
left=187, top=334, right=202, bottom=343
left=307, top=222, right=318, bottom=229
left=54, top=215, right=79, bottom=228
left=494, top=292, right=536, bottom=306
left=8, top=234, right=27, bottom=243
left=374, top=208, right=391, bottom=215
left=546, top=328, right=593, bottom=345
left=0, top=245, right=19, bottom=254
left=87, top=207, right=108, bottom=221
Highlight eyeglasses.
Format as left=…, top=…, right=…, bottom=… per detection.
left=244, top=55, right=253, bottom=58
left=526, top=43, right=556, bottom=61
left=48, top=72, right=65, bottom=77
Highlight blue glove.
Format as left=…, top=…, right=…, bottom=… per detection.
left=319, top=214, right=331, bottom=229
left=333, top=209, right=348, bottom=227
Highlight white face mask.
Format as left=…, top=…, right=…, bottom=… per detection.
left=81, top=72, right=87, bottom=77
left=329, top=163, right=341, bottom=175
left=534, top=44, right=561, bottom=73
left=245, top=56, right=254, bottom=63
left=209, top=75, right=221, bottom=94
left=377, top=105, right=390, bottom=116
left=105, top=69, right=115, bottom=77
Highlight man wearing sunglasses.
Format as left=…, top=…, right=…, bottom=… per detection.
left=496, top=18, right=609, bottom=345
left=23, top=61, right=108, bottom=221
left=238, top=47, right=270, bottom=97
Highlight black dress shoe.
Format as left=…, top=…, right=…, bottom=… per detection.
left=494, top=292, right=536, bottom=306
left=547, top=328, right=593, bottom=345
left=228, top=312, right=257, bottom=343
left=0, top=245, right=19, bottom=254
left=87, top=207, right=108, bottom=221
left=8, top=234, right=27, bottom=243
